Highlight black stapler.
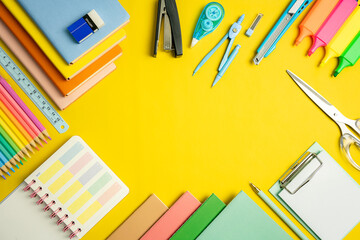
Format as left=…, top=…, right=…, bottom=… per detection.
left=154, top=0, right=183, bottom=57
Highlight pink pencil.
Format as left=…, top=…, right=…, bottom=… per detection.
left=308, top=0, right=358, bottom=56
left=0, top=84, right=47, bottom=143
left=0, top=92, right=43, bottom=147
left=0, top=77, right=51, bottom=140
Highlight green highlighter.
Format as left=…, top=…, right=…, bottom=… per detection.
left=170, top=194, right=225, bottom=240
left=334, top=31, right=360, bottom=77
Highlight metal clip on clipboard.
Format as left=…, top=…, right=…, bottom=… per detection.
left=279, top=152, right=323, bottom=195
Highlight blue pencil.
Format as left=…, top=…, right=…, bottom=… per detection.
left=0, top=144, right=19, bottom=169
left=0, top=149, right=13, bottom=175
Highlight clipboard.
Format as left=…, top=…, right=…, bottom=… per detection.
left=269, top=142, right=360, bottom=240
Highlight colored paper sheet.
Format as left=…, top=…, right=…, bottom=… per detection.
left=107, top=194, right=168, bottom=240
left=170, top=194, right=226, bottom=240
left=197, top=191, right=292, bottom=240
left=141, top=192, right=201, bottom=240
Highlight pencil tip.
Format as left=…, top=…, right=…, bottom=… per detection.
left=10, top=167, right=15, bottom=172
left=15, top=165, right=19, bottom=169
left=35, top=146, right=39, bottom=151
left=6, top=172, right=10, bottom=176
left=20, top=160, right=24, bottom=165
left=48, top=137, right=52, bottom=140
left=2, top=175, right=6, bottom=180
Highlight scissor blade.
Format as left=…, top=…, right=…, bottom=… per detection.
left=286, top=70, right=342, bottom=122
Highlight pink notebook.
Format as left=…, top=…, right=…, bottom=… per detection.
left=0, top=19, right=116, bottom=110
left=141, top=191, right=201, bottom=240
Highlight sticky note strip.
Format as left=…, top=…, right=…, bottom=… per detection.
left=78, top=201, right=102, bottom=224
left=107, top=194, right=168, bottom=240
left=79, top=162, right=102, bottom=185
left=98, top=182, right=121, bottom=205
left=68, top=152, right=93, bottom=175
left=170, top=194, right=226, bottom=240
left=48, top=170, right=73, bottom=194
left=140, top=191, right=201, bottom=240
left=88, top=173, right=112, bottom=195
left=58, top=180, right=83, bottom=204
left=68, top=191, right=93, bottom=214
left=59, top=142, right=84, bottom=165
left=38, top=160, right=63, bottom=183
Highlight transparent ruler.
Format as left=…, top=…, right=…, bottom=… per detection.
left=0, top=47, right=69, bottom=133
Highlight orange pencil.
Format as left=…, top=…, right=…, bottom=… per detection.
left=0, top=100, right=39, bottom=150
left=0, top=92, right=42, bottom=147
left=0, top=84, right=47, bottom=143
left=295, top=0, right=339, bottom=45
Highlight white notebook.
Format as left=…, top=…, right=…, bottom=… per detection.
left=279, top=150, right=360, bottom=240
left=0, top=136, right=129, bottom=240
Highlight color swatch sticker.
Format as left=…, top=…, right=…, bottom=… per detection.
left=24, top=136, right=129, bottom=239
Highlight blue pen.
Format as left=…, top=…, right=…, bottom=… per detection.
left=253, top=0, right=313, bottom=65
left=212, top=44, right=240, bottom=87
left=193, top=15, right=245, bottom=85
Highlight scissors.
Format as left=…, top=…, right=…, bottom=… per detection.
left=286, top=70, right=360, bottom=170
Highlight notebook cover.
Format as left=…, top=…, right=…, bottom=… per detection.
left=17, top=0, right=129, bottom=64
left=170, top=194, right=226, bottom=240
left=140, top=191, right=201, bottom=240
left=0, top=3, right=122, bottom=97
left=0, top=136, right=129, bottom=240
left=197, top=191, right=292, bottom=240
left=107, top=194, right=168, bottom=240
left=0, top=19, right=116, bottom=110
left=1, top=0, right=126, bottom=79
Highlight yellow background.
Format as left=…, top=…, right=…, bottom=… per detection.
left=1, top=0, right=360, bottom=239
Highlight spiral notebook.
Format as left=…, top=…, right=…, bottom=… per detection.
left=0, top=136, right=129, bottom=240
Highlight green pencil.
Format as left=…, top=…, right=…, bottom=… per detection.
left=0, top=125, right=27, bottom=161
left=250, top=183, right=309, bottom=240
left=0, top=134, right=23, bottom=165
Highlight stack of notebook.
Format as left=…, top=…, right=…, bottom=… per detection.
left=0, top=0, right=129, bottom=110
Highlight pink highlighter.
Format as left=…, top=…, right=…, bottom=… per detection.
left=308, top=0, right=358, bottom=56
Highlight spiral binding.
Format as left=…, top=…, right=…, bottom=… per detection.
left=23, top=180, right=82, bottom=239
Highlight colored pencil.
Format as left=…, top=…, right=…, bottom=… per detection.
left=0, top=101, right=39, bottom=149
left=0, top=92, right=43, bottom=146
left=0, top=133, right=23, bottom=164
left=0, top=149, right=14, bottom=173
left=0, top=146, right=19, bottom=169
left=0, top=125, right=26, bottom=160
left=0, top=84, right=47, bottom=143
left=0, top=112, right=35, bottom=153
left=0, top=156, right=8, bottom=178
left=0, top=136, right=21, bottom=164
left=0, top=77, right=51, bottom=140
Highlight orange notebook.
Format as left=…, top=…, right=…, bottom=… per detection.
left=0, top=2, right=123, bottom=96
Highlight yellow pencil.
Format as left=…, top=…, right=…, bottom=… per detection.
left=0, top=116, right=31, bottom=157
left=0, top=112, right=34, bottom=154
left=0, top=102, right=40, bottom=149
